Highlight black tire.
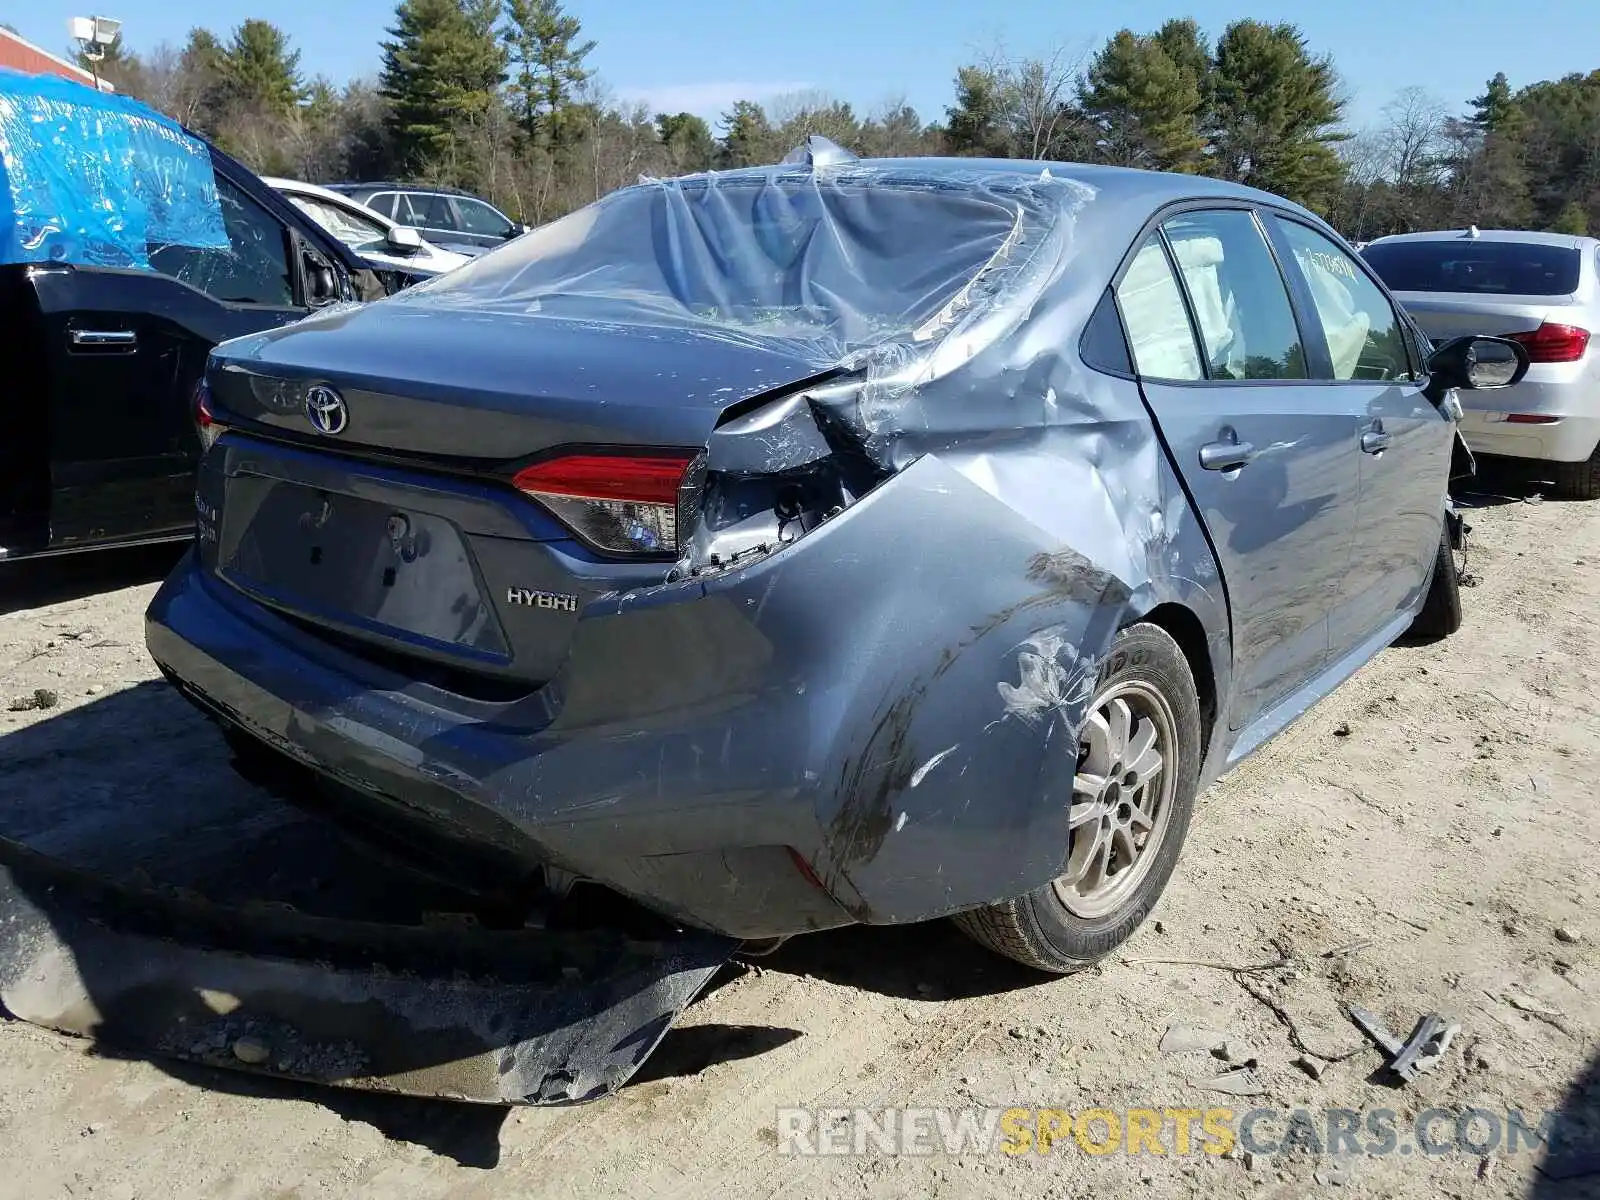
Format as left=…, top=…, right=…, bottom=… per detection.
left=1553, top=445, right=1600, bottom=501
left=1409, top=521, right=1462, bottom=640
left=953, top=623, right=1202, bottom=974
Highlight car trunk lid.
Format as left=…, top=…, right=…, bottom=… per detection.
left=1392, top=291, right=1577, bottom=341
left=208, top=302, right=834, bottom=461
left=200, top=304, right=840, bottom=694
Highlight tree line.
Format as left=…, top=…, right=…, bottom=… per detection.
left=80, top=4, right=1600, bottom=237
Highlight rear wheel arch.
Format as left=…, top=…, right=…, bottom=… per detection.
left=1134, top=601, right=1219, bottom=753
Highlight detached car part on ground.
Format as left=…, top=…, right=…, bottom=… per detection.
left=1362, top=228, right=1600, bottom=499
left=0, top=71, right=404, bottom=562
left=6, top=138, right=1531, bottom=1107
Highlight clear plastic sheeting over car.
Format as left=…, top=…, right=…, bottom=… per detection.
left=0, top=68, right=228, bottom=269
left=393, top=150, right=1093, bottom=411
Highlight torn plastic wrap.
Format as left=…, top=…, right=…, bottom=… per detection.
left=0, top=68, right=227, bottom=269
left=394, top=157, right=1079, bottom=399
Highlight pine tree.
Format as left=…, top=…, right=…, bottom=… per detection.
left=656, top=112, right=716, bottom=171
left=1079, top=29, right=1206, bottom=171
left=719, top=100, right=776, bottom=167
left=502, top=0, right=595, bottom=145
left=1470, top=73, right=1515, bottom=133
left=1209, top=20, right=1346, bottom=210
left=943, top=66, right=1010, bottom=157
left=169, top=28, right=229, bottom=131
left=219, top=20, right=305, bottom=117
left=381, top=0, right=508, bottom=177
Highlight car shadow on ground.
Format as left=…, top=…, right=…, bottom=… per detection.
left=1452, top=456, right=1581, bottom=510
left=1529, top=1045, right=1600, bottom=1197
left=1, top=542, right=185, bottom=616
left=756, top=918, right=1046, bottom=1003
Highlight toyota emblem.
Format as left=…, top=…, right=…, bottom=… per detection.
left=305, top=385, right=348, bottom=436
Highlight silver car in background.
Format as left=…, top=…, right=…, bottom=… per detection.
left=1362, top=228, right=1600, bottom=498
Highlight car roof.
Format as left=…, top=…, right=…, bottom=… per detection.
left=323, top=181, right=488, bottom=201
left=1367, top=228, right=1597, bottom=250
left=262, top=176, right=402, bottom=229
left=663, top=156, right=1321, bottom=223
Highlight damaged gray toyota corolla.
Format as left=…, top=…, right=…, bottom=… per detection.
left=146, top=141, right=1528, bottom=974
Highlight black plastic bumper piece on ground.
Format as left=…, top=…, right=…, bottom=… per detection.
left=0, top=834, right=735, bottom=1105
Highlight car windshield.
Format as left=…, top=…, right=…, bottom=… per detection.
left=1362, top=239, right=1581, bottom=296
left=288, top=195, right=390, bottom=256
left=397, top=168, right=1068, bottom=353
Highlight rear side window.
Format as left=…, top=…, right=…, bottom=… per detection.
left=1081, top=287, right=1133, bottom=375
left=368, top=193, right=398, bottom=219
left=1162, top=210, right=1307, bottom=380
left=1362, top=239, right=1581, bottom=296
left=456, top=198, right=513, bottom=236
left=1273, top=219, right=1413, bottom=382
left=390, top=195, right=421, bottom=225
left=411, top=193, right=457, bottom=230
left=149, top=176, right=294, bottom=307
left=1116, top=237, right=1203, bottom=380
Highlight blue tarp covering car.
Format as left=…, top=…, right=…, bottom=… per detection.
left=0, top=67, right=228, bottom=268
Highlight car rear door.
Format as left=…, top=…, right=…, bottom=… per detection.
left=454, top=197, right=518, bottom=247
left=1267, top=215, right=1453, bottom=654
left=402, top=192, right=483, bottom=253
left=1115, top=206, right=1363, bottom=732
left=33, top=165, right=316, bottom=548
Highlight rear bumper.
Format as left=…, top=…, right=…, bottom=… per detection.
left=1457, top=411, right=1600, bottom=463
left=1456, top=375, right=1600, bottom=463
left=147, top=454, right=1160, bottom=938
left=147, top=555, right=855, bottom=940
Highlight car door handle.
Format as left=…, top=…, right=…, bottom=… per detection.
left=69, top=329, right=138, bottom=351
left=1361, top=429, right=1392, bottom=455
left=1199, top=439, right=1258, bottom=471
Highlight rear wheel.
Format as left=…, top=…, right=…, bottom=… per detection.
left=1409, top=520, right=1462, bottom=640
left=954, top=623, right=1201, bottom=974
left=1553, top=444, right=1600, bottom=501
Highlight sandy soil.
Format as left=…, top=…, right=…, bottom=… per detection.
left=0, top=487, right=1596, bottom=1200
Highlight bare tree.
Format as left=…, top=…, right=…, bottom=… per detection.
left=1380, top=87, right=1448, bottom=188
left=980, top=43, right=1090, bottom=160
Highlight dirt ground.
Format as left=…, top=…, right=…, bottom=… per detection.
left=1, top=483, right=1597, bottom=1200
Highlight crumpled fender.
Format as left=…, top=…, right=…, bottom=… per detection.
left=763, top=446, right=1227, bottom=923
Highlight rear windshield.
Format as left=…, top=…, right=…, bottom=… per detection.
left=397, top=169, right=1068, bottom=352
left=1361, top=239, right=1581, bottom=296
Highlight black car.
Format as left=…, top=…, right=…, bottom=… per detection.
left=323, top=183, right=529, bottom=256
left=0, top=77, right=401, bottom=563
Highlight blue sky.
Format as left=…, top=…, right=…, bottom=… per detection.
left=15, top=0, right=1600, bottom=132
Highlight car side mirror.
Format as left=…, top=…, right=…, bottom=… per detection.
left=304, top=256, right=340, bottom=307
left=1423, top=335, right=1530, bottom=404
left=506, top=223, right=530, bottom=239
left=385, top=225, right=424, bottom=253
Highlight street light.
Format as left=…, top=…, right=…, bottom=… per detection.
left=68, top=16, right=122, bottom=92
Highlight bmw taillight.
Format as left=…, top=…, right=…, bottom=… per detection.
left=1507, top=322, right=1590, bottom=363
left=194, top=378, right=225, bottom=451
left=512, top=451, right=701, bottom=556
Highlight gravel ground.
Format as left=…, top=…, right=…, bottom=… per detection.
left=0, top=489, right=1597, bottom=1200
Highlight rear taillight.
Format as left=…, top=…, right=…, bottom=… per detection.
left=512, top=451, right=699, bottom=555
left=1505, top=413, right=1559, bottom=424
left=194, top=378, right=225, bottom=451
left=1507, top=322, right=1590, bottom=363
